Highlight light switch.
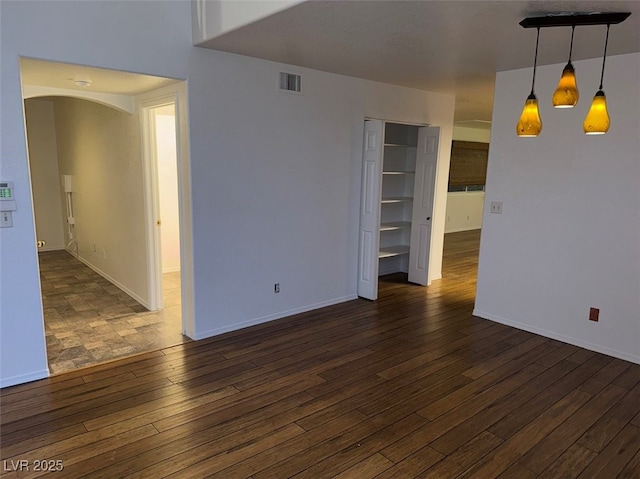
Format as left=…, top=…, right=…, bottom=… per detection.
left=1, top=211, right=13, bottom=227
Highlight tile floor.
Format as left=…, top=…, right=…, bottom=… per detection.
left=39, top=250, right=189, bottom=374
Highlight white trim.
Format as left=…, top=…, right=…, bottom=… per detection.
left=136, top=82, right=195, bottom=339
left=37, top=246, right=65, bottom=253
left=473, top=309, right=640, bottom=365
left=22, top=85, right=134, bottom=114
left=70, top=250, right=150, bottom=309
left=0, top=368, right=50, bottom=389
left=139, top=99, right=165, bottom=311
left=192, top=295, right=358, bottom=341
left=445, top=226, right=481, bottom=234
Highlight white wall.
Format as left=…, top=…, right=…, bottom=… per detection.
left=24, top=99, right=65, bottom=251
left=453, top=126, right=491, bottom=143
left=187, top=48, right=454, bottom=338
left=0, top=0, right=192, bottom=388
left=192, top=0, right=305, bottom=44
left=475, top=53, right=640, bottom=364
left=52, top=97, right=149, bottom=305
left=445, top=191, right=484, bottom=233
left=0, top=0, right=454, bottom=387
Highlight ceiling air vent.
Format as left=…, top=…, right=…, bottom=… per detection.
left=279, top=72, right=301, bottom=93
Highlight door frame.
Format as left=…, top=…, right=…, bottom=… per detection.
left=357, top=117, right=441, bottom=299
left=138, top=82, right=195, bottom=337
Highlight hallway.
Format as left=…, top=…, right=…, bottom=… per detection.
left=39, top=250, right=187, bottom=373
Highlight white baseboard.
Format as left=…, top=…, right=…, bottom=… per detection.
left=192, top=294, right=358, bottom=341
left=37, top=246, right=65, bottom=252
left=163, top=267, right=181, bottom=274
left=0, top=368, right=50, bottom=389
left=445, top=226, right=482, bottom=234
left=70, top=249, right=150, bottom=310
left=473, top=308, right=640, bottom=365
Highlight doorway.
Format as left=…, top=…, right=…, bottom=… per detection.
left=21, top=58, right=193, bottom=374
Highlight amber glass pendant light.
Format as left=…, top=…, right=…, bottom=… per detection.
left=552, top=26, right=579, bottom=107
left=517, top=27, right=542, bottom=137
left=584, top=24, right=611, bottom=135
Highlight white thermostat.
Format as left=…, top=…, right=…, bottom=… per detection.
left=0, top=181, right=16, bottom=211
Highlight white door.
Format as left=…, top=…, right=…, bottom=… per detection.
left=357, top=120, right=384, bottom=300
left=408, top=127, right=439, bottom=286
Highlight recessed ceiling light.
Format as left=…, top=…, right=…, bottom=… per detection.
left=73, top=79, right=91, bottom=88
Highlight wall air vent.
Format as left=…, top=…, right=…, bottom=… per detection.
left=279, top=72, right=301, bottom=93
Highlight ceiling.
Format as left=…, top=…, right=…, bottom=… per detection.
left=20, top=58, right=179, bottom=96
left=198, top=0, right=640, bottom=128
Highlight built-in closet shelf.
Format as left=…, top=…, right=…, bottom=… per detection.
left=381, top=196, right=413, bottom=204
left=384, top=143, right=417, bottom=149
left=379, top=245, right=410, bottom=258
left=383, top=171, right=415, bottom=175
left=380, top=221, right=411, bottom=232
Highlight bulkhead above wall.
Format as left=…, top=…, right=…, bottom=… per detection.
left=19, top=57, right=181, bottom=114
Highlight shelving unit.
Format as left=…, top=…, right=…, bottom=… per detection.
left=358, top=119, right=440, bottom=300
left=378, top=124, right=419, bottom=275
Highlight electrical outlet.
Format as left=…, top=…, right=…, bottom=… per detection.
left=93, top=244, right=97, bottom=253
left=274, top=283, right=280, bottom=294
left=589, top=307, right=599, bottom=322
left=490, top=201, right=503, bottom=214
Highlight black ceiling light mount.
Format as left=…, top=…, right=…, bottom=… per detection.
left=519, top=12, right=631, bottom=29
left=517, top=11, right=631, bottom=137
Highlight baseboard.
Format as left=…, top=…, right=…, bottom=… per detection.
left=70, top=249, right=150, bottom=310
left=163, top=267, right=181, bottom=274
left=37, top=246, right=65, bottom=252
left=192, top=294, right=358, bottom=341
left=445, top=226, right=482, bottom=234
left=0, top=368, right=50, bottom=389
left=473, top=308, right=640, bottom=365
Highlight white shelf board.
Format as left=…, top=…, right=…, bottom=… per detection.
left=384, top=143, right=417, bottom=148
left=379, top=245, right=410, bottom=258
left=381, top=196, right=413, bottom=204
left=380, top=221, right=411, bottom=231
left=383, top=171, right=415, bottom=175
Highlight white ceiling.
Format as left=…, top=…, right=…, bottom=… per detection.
left=20, top=58, right=179, bottom=96
left=198, top=0, right=640, bottom=127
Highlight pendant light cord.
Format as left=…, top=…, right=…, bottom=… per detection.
left=599, top=24, right=610, bottom=90
left=530, top=26, right=540, bottom=95
left=568, top=25, right=575, bottom=61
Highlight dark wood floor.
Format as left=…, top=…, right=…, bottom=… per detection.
left=2, top=230, right=639, bottom=478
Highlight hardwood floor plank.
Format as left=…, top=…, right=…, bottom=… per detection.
left=618, top=448, right=640, bottom=479
left=516, top=383, right=627, bottom=473
left=382, top=363, right=545, bottom=463
left=331, top=452, right=393, bottom=478
left=576, top=424, right=640, bottom=478
left=576, top=382, right=640, bottom=453
left=206, top=411, right=369, bottom=479
left=487, top=353, right=614, bottom=440
left=418, top=431, right=503, bottom=479
left=460, top=389, right=592, bottom=478
left=373, top=445, right=444, bottom=478
left=538, top=443, right=597, bottom=479
left=148, top=423, right=305, bottom=479
left=612, top=363, right=640, bottom=390
left=430, top=357, right=581, bottom=455
left=290, top=414, right=430, bottom=479
left=2, top=230, right=638, bottom=479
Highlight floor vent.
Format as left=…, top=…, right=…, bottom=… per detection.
left=279, top=72, right=301, bottom=93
